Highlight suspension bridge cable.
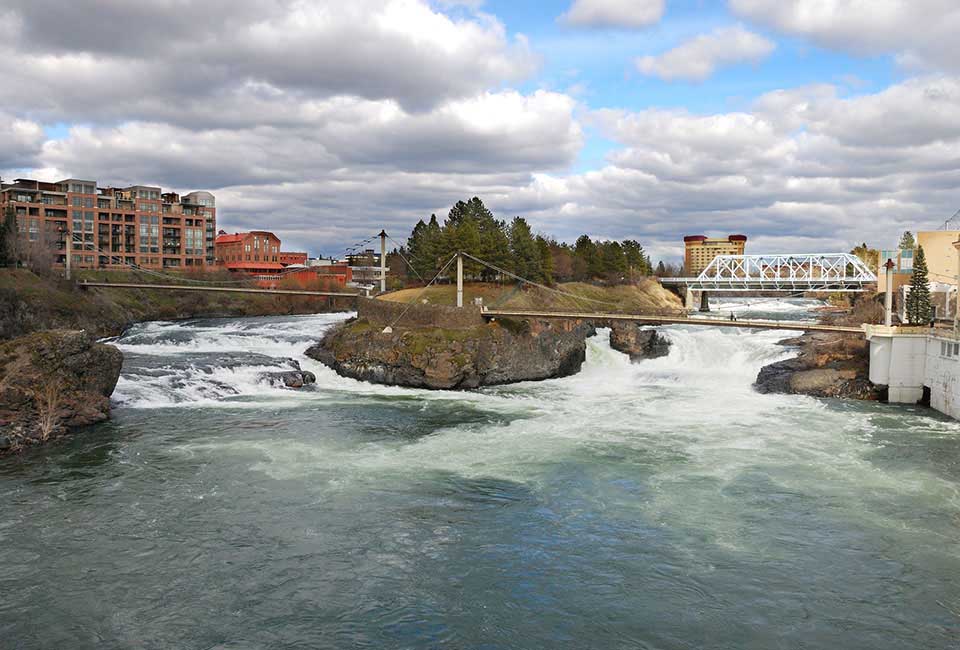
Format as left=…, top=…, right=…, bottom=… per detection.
left=384, top=233, right=426, bottom=284
left=459, top=251, right=621, bottom=308
left=382, top=253, right=460, bottom=331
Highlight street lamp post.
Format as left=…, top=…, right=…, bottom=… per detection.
left=884, top=258, right=895, bottom=327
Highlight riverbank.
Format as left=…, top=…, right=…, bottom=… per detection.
left=752, top=299, right=884, bottom=400
left=0, top=329, right=122, bottom=455
left=0, top=269, right=349, bottom=340
left=0, top=268, right=350, bottom=454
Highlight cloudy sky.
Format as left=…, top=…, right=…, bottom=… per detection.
left=2, top=0, right=959, bottom=261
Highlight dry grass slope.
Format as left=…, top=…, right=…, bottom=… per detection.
left=379, top=279, right=683, bottom=314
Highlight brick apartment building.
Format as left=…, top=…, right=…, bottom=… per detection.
left=214, top=230, right=352, bottom=288
left=0, top=178, right=216, bottom=270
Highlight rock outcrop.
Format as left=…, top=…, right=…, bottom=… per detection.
left=307, top=317, right=594, bottom=390
left=754, top=331, right=883, bottom=400
left=609, top=324, right=671, bottom=361
left=0, top=330, right=123, bottom=455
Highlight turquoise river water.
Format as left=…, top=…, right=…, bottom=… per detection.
left=2, top=299, right=960, bottom=648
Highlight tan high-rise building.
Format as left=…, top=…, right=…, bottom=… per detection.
left=683, top=234, right=747, bottom=275
left=0, top=178, right=216, bottom=270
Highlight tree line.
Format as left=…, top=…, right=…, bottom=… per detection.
left=401, top=197, right=654, bottom=285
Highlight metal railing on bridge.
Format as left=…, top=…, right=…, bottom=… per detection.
left=661, top=253, right=877, bottom=292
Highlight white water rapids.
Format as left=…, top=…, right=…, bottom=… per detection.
left=6, top=299, right=960, bottom=648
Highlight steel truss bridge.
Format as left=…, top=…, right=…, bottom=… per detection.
left=661, top=253, right=877, bottom=292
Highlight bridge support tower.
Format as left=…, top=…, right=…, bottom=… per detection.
left=684, top=288, right=709, bottom=312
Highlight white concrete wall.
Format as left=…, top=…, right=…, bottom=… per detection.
left=867, top=326, right=960, bottom=418
left=925, top=336, right=960, bottom=419
left=866, top=326, right=928, bottom=404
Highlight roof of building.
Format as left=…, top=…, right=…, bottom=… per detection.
left=215, top=234, right=244, bottom=244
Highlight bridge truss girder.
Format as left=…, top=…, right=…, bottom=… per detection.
left=663, top=253, right=877, bottom=292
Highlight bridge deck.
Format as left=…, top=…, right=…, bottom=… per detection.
left=79, top=281, right=360, bottom=298
left=481, top=309, right=863, bottom=334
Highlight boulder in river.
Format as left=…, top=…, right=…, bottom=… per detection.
left=754, top=331, right=884, bottom=400
left=0, top=330, right=123, bottom=455
left=307, top=317, right=594, bottom=390
left=608, top=324, right=671, bottom=361
left=259, top=369, right=317, bottom=388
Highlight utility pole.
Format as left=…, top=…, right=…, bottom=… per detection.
left=378, top=229, right=387, bottom=294
left=65, top=229, right=72, bottom=281
left=884, top=258, right=894, bottom=327
left=456, top=252, right=463, bottom=308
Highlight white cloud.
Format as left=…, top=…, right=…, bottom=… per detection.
left=730, top=0, right=960, bottom=73
left=0, top=0, right=538, bottom=118
left=0, top=113, right=44, bottom=169
left=636, top=25, right=775, bottom=81
left=2, top=0, right=960, bottom=262
left=560, top=0, right=664, bottom=28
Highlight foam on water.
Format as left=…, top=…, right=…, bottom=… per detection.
left=11, top=299, right=960, bottom=648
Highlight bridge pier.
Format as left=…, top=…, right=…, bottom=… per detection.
left=683, top=288, right=710, bottom=312
left=699, top=291, right=710, bottom=312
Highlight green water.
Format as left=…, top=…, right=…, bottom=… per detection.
left=2, top=308, right=960, bottom=648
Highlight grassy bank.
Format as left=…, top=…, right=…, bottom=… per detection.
left=0, top=269, right=352, bottom=340
left=379, top=279, right=683, bottom=314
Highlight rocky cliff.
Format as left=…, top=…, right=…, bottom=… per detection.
left=754, top=331, right=883, bottom=400
left=307, top=317, right=594, bottom=390
left=0, top=330, right=123, bottom=455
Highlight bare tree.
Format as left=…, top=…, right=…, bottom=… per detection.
left=30, top=382, right=64, bottom=442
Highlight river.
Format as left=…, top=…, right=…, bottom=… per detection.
left=3, top=300, right=960, bottom=648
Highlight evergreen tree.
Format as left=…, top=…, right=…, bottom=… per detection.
left=509, top=217, right=541, bottom=281
left=536, top=235, right=553, bottom=284
left=655, top=260, right=667, bottom=277
left=599, top=241, right=627, bottom=275
left=573, top=235, right=600, bottom=279
left=905, top=245, right=933, bottom=324
left=406, top=219, right=430, bottom=279
left=622, top=239, right=652, bottom=280
left=478, top=218, right=511, bottom=281
left=899, top=231, right=916, bottom=250
left=424, top=214, right=444, bottom=272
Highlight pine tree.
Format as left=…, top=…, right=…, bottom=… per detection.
left=905, top=245, right=932, bottom=324
left=573, top=235, right=599, bottom=279
left=509, top=217, right=541, bottom=281
left=406, top=219, right=430, bottom=279
left=536, top=235, right=553, bottom=284
left=424, top=214, right=444, bottom=273
left=899, top=231, right=916, bottom=250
